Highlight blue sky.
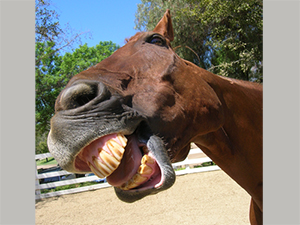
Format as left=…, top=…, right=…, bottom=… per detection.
left=51, top=0, right=142, bottom=49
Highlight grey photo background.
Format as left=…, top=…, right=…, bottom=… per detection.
left=1, top=1, right=35, bottom=224
left=0, top=0, right=299, bottom=224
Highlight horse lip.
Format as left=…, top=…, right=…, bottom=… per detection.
left=113, top=135, right=176, bottom=203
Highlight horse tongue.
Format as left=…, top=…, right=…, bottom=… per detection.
left=106, top=135, right=143, bottom=187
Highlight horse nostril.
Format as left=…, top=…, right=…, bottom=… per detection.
left=59, top=82, right=99, bottom=110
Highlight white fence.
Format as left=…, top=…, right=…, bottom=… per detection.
left=35, top=146, right=220, bottom=200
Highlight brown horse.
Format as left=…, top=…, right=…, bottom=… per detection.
left=48, top=10, right=262, bottom=225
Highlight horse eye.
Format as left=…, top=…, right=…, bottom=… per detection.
left=150, top=37, right=164, bottom=46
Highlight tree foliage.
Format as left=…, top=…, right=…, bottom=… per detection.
left=36, top=41, right=63, bottom=136
left=59, top=42, right=119, bottom=77
left=135, top=0, right=262, bottom=82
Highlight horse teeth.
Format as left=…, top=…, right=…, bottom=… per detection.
left=99, top=150, right=120, bottom=170
left=138, top=164, right=153, bottom=175
left=117, top=133, right=127, bottom=148
left=88, top=161, right=105, bottom=178
left=132, top=174, right=148, bottom=185
left=106, top=139, right=125, bottom=161
left=118, top=164, right=153, bottom=190
left=120, top=174, right=148, bottom=190
left=89, top=136, right=126, bottom=179
left=141, top=154, right=155, bottom=165
left=92, top=156, right=112, bottom=177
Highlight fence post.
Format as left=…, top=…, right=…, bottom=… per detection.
left=35, top=162, right=41, bottom=199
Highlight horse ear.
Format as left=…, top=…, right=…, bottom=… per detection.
left=153, top=9, right=174, bottom=42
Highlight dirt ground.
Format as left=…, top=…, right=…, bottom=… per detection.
left=35, top=170, right=250, bottom=225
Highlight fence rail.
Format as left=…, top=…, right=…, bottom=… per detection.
left=35, top=146, right=220, bottom=200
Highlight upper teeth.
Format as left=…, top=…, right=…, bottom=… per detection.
left=117, top=134, right=127, bottom=148
left=107, top=139, right=125, bottom=161
left=88, top=134, right=127, bottom=178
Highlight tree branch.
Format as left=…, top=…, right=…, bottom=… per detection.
left=35, top=31, right=86, bottom=64
left=174, top=45, right=201, bottom=65
left=207, top=59, right=243, bottom=72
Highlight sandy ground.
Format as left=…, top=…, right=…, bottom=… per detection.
left=37, top=164, right=58, bottom=170
left=36, top=170, right=251, bottom=225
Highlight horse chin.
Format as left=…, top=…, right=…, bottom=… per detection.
left=73, top=122, right=176, bottom=203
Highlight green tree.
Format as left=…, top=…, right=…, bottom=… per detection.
left=135, top=0, right=262, bottom=82
left=35, top=41, right=119, bottom=154
left=60, top=42, right=119, bottom=77
left=35, top=41, right=63, bottom=154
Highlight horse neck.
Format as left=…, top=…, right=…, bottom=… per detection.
left=191, top=65, right=263, bottom=201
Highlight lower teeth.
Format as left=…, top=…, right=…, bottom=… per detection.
left=118, top=154, right=155, bottom=190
